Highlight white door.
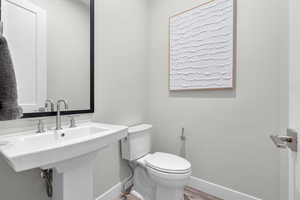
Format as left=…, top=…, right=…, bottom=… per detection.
left=287, top=0, right=300, bottom=199
left=1, top=0, right=47, bottom=113
left=270, top=0, right=300, bottom=200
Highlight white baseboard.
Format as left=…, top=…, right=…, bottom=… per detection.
left=95, top=176, right=262, bottom=200
left=188, top=176, right=262, bottom=200
left=95, top=182, right=122, bottom=200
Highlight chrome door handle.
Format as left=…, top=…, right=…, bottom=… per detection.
left=270, top=129, right=298, bottom=152
left=270, top=135, right=291, bottom=148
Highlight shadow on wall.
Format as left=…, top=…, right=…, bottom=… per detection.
left=0, top=157, right=50, bottom=200
left=169, top=89, right=236, bottom=99
left=118, top=142, right=131, bottom=182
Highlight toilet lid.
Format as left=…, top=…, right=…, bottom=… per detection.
left=145, top=152, right=191, bottom=174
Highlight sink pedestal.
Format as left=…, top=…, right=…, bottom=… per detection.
left=42, top=152, right=99, bottom=200
left=0, top=123, right=127, bottom=200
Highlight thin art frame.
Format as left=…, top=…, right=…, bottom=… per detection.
left=168, top=0, right=236, bottom=91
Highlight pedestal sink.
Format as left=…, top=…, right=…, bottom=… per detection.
left=0, top=122, right=128, bottom=200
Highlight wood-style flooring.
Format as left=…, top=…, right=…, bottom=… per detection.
left=117, top=187, right=222, bottom=200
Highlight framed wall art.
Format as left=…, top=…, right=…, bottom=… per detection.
left=169, top=0, right=235, bottom=91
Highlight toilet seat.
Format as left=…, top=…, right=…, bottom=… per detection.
left=145, top=152, right=191, bottom=174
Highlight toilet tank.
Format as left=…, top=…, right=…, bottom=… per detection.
left=121, top=124, right=152, bottom=161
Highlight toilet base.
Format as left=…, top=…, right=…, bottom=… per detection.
left=133, top=166, right=187, bottom=200
left=156, top=185, right=184, bottom=200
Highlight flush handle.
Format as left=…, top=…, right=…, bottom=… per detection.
left=270, top=129, right=298, bottom=152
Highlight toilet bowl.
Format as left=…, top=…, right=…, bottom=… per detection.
left=121, top=125, right=192, bottom=200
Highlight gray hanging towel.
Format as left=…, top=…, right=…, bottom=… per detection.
left=0, top=34, right=23, bottom=120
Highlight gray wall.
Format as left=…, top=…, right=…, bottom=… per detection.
left=147, top=0, right=288, bottom=200
left=92, top=0, right=149, bottom=196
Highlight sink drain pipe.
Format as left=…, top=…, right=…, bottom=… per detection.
left=40, top=169, right=53, bottom=198
left=121, top=162, right=135, bottom=200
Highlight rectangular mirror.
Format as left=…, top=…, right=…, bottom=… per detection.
left=0, top=0, right=94, bottom=118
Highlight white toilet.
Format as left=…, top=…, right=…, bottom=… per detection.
left=121, top=124, right=192, bottom=200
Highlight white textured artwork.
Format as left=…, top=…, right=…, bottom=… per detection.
left=169, top=0, right=234, bottom=91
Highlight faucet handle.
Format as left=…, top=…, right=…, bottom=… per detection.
left=36, top=119, right=46, bottom=133
left=45, top=99, right=55, bottom=112
left=68, top=116, right=77, bottom=128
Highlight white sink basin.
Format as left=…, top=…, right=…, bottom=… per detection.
left=0, top=122, right=128, bottom=200
left=0, top=122, right=127, bottom=172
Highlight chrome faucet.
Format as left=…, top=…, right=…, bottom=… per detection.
left=56, top=99, right=68, bottom=130
left=45, top=99, right=55, bottom=112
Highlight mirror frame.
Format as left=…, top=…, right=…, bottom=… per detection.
left=20, top=0, right=95, bottom=118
